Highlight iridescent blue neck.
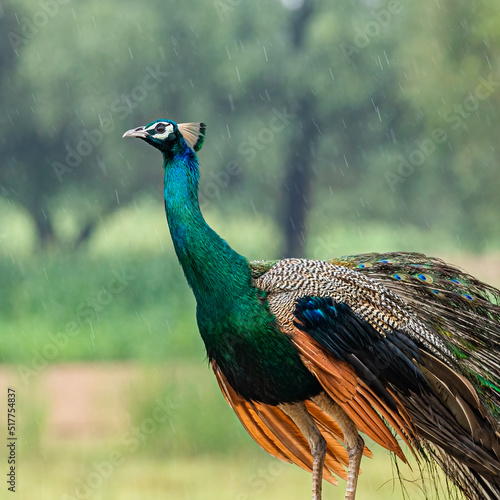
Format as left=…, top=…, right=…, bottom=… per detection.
left=163, top=148, right=252, bottom=306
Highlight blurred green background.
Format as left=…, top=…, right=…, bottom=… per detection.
left=1, top=0, right=500, bottom=498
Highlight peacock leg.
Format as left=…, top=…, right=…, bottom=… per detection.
left=312, top=392, right=364, bottom=500
left=279, top=401, right=327, bottom=500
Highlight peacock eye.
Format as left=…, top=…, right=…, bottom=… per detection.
left=155, top=123, right=166, bottom=133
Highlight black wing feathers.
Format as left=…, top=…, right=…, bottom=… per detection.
left=294, top=295, right=500, bottom=491
left=294, top=296, right=428, bottom=403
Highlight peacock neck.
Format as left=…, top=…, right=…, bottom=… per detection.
left=161, top=146, right=321, bottom=406
left=163, top=149, right=253, bottom=309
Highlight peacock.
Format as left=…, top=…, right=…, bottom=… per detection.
left=123, top=119, right=500, bottom=500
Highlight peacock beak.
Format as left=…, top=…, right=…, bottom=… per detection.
left=123, top=126, right=148, bottom=139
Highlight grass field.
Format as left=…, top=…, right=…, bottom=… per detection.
left=1, top=362, right=452, bottom=500
left=20, top=449, right=443, bottom=500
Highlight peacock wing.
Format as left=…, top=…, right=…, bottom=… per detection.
left=291, top=297, right=422, bottom=462
left=254, top=258, right=426, bottom=461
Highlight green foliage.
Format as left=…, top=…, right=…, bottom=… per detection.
left=1, top=0, right=500, bottom=251
left=0, top=249, right=200, bottom=363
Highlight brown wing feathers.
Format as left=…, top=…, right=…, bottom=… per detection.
left=292, top=327, right=415, bottom=463
left=211, top=361, right=375, bottom=484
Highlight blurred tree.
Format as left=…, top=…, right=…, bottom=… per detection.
left=0, top=0, right=499, bottom=253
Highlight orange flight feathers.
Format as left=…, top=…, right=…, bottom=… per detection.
left=291, top=327, right=418, bottom=463
left=212, top=361, right=359, bottom=484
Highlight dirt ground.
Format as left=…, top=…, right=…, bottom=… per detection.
left=0, top=362, right=142, bottom=441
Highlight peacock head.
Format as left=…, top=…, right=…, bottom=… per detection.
left=123, top=119, right=205, bottom=155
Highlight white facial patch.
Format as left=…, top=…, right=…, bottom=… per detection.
left=145, top=122, right=174, bottom=140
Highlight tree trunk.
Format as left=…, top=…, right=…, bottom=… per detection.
left=281, top=97, right=317, bottom=258
left=32, top=207, right=56, bottom=248
left=281, top=3, right=316, bottom=258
